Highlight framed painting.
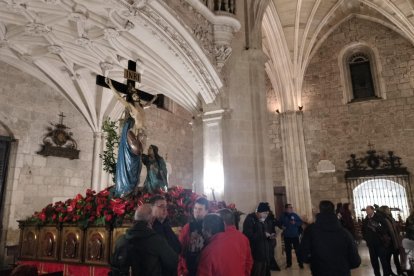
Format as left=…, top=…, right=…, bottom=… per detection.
left=37, top=226, right=59, bottom=261
left=84, top=227, right=109, bottom=265
left=19, top=226, right=39, bottom=259
left=110, top=225, right=130, bottom=255
left=60, top=226, right=83, bottom=263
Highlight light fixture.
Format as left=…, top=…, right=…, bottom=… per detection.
left=275, top=109, right=280, bottom=114
left=298, top=105, right=303, bottom=111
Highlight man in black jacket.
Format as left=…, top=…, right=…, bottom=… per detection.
left=243, top=202, right=272, bottom=276
left=362, top=205, right=392, bottom=276
left=300, top=200, right=361, bottom=276
left=150, top=195, right=181, bottom=254
left=110, top=204, right=178, bottom=276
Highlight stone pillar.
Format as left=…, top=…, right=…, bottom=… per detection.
left=279, top=111, right=312, bottom=218
left=220, top=48, right=274, bottom=214
left=91, top=132, right=104, bottom=192
left=202, top=110, right=225, bottom=201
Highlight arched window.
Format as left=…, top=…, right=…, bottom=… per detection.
left=353, top=179, right=410, bottom=220
left=339, top=43, right=385, bottom=104
left=348, top=53, right=376, bottom=100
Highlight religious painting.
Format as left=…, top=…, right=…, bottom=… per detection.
left=84, top=227, right=109, bottom=265
left=37, top=226, right=59, bottom=261
left=60, top=227, right=83, bottom=263
left=111, top=225, right=131, bottom=255
left=20, top=227, right=39, bottom=259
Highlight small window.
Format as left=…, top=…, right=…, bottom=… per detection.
left=348, top=54, right=376, bottom=101
left=339, top=43, right=385, bottom=104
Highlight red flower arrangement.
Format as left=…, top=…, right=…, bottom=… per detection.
left=27, top=186, right=243, bottom=228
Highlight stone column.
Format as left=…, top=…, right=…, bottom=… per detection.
left=192, top=109, right=226, bottom=201
left=279, top=111, right=312, bottom=218
left=220, top=48, right=274, bottom=214
left=91, top=132, right=104, bottom=192
left=202, top=109, right=225, bottom=201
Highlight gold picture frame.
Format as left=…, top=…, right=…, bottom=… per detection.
left=37, top=226, right=59, bottom=261
left=84, top=227, right=109, bottom=265
left=60, top=226, right=83, bottom=263
left=20, top=226, right=39, bottom=259
left=110, top=225, right=131, bottom=255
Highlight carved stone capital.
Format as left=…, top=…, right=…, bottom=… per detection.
left=214, top=44, right=232, bottom=71
left=25, top=23, right=51, bottom=36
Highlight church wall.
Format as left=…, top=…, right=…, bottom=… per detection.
left=299, top=17, right=414, bottom=210
left=0, top=62, right=94, bottom=246
left=143, top=104, right=193, bottom=188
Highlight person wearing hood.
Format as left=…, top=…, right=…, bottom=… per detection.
left=300, top=200, right=361, bottom=276
left=243, top=202, right=272, bottom=276
left=110, top=204, right=178, bottom=276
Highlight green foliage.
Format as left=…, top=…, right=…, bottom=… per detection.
left=100, top=119, right=119, bottom=182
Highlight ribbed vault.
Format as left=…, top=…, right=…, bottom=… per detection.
left=0, top=0, right=223, bottom=131
left=263, top=0, right=414, bottom=111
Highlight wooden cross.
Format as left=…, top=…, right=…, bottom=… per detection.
left=58, top=112, right=66, bottom=124
left=368, top=141, right=375, bottom=150
left=96, top=60, right=164, bottom=107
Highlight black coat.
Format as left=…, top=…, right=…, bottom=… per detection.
left=110, top=221, right=178, bottom=276
left=153, top=218, right=181, bottom=254
left=362, top=212, right=391, bottom=248
left=243, top=213, right=270, bottom=262
left=300, top=213, right=361, bottom=276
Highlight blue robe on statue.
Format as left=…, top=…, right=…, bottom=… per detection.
left=115, top=118, right=142, bottom=197
left=142, top=155, right=168, bottom=194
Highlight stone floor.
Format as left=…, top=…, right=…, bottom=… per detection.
left=271, top=242, right=388, bottom=275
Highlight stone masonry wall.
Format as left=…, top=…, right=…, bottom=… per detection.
left=0, top=61, right=94, bottom=245
left=143, top=104, right=193, bottom=188
left=300, top=17, right=414, bottom=209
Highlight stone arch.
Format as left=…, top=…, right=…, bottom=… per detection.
left=353, top=179, right=410, bottom=220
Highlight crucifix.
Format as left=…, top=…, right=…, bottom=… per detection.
left=96, top=60, right=164, bottom=108
left=58, top=112, right=66, bottom=125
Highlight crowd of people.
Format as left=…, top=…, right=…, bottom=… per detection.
left=105, top=195, right=414, bottom=276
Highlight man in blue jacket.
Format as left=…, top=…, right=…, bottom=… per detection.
left=282, top=203, right=303, bottom=269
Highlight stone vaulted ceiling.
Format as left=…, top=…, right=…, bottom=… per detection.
left=0, top=0, right=223, bottom=131
left=263, top=0, right=414, bottom=112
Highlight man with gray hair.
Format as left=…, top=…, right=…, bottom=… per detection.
left=110, top=204, right=178, bottom=276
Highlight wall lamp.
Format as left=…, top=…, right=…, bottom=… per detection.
left=298, top=105, right=303, bottom=111
left=275, top=109, right=280, bottom=114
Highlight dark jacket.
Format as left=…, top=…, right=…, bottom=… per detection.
left=153, top=218, right=181, bottom=254
left=362, top=212, right=391, bottom=248
left=110, top=221, right=178, bottom=276
left=300, top=213, right=361, bottom=276
left=243, top=213, right=270, bottom=262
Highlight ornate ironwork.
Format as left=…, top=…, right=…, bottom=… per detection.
left=37, top=113, right=80, bottom=160
left=345, top=149, right=408, bottom=178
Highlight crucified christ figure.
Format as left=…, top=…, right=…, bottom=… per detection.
left=105, top=78, right=158, bottom=197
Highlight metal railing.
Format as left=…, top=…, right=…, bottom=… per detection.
left=200, top=0, right=236, bottom=15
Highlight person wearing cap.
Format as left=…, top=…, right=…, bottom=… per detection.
left=243, top=202, right=272, bottom=276
left=281, top=203, right=304, bottom=269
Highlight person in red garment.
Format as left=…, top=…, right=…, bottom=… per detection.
left=217, top=208, right=253, bottom=276
left=197, top=213, right=250, bottom=276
